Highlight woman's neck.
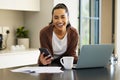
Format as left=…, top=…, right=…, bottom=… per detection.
left=53, top=27, right=67, bottom=39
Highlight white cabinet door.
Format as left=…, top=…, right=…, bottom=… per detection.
left=0, top=49, right=40, bottom=69
left=0, top=0, right=40, bottom=11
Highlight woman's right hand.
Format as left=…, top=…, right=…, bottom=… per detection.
left=39, top=52, right=53, bottom=65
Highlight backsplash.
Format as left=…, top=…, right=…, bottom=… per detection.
left=0, top=10, right=24, bottom=49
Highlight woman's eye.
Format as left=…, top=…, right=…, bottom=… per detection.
left=54, top=16, right=58, bottom=19
left=53, top=15, right=66, bottom=20
left=61, top=16, right=65, bottom=19
left=61, top=15, right=66, bottom=19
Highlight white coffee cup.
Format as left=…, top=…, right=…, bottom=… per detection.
left=60, top=57, right=74, bottom=69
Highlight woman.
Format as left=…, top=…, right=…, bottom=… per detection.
left=38, top=3, right=79, bottom=66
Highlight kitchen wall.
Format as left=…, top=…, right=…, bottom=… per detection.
left=101, top=0, right=112, bottom=43
left=25, top=0, right=53, bottom=48
left=0, top=10, right=24, bottom=49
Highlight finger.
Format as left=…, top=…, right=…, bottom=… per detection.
left=39, top=53, right=47, bottom=64
left=46, top=59, right=52, bottom=64
left=47, top=61, right=51, bottom=64
left=51, top=57, right=54, bottom=60
left=42, top=59, right=51, bottom=65
left=45, top=55, right=52, bottom=59
left=40, top=52, right=45, bottom=58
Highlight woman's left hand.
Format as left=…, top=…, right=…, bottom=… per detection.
left=39, top=52, right=53, bottom=65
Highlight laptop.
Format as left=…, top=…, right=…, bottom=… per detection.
left=73, top=44, right=114, bottom=69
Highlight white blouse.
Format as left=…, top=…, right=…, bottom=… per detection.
left=52, top=32, right=67, bottom=59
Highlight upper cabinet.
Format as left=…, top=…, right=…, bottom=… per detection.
left=0, top=0, right=40, bottom=11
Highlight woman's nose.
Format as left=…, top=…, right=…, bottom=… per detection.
left=58, top=18, right=63, bottom=22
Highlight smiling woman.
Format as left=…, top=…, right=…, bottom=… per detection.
left=38, top=3, right=79, bottom=66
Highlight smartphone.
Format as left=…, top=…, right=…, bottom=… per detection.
left=39, top=48, right=51, bottom=59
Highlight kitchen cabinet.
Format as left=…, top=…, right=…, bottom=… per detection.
left=0, top=49, right=40, bottom=69
left=0, top=0, right=40, bottom=11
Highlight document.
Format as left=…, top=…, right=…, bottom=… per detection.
left=11, top=66, right=63, bottom=73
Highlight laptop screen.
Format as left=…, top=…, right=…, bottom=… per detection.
left=75, top=44, right=114, bottom=68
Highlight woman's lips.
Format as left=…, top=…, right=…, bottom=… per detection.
left=57, top=23, right=64, bottom=27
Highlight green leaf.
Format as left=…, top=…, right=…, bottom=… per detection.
left=16, top=26, right=29, bottom=38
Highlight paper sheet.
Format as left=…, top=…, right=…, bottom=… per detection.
left=11, top=66, right=63, bottom=73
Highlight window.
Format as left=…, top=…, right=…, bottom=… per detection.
left=79, top=0, right=100, bottom=46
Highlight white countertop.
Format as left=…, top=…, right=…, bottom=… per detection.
left=0, top=48, right=39, bottom=55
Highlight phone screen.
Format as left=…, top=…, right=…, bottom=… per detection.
left=39, top=48, right=51, bottom=58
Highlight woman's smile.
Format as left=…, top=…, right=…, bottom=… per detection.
left=56, top=23, right=64, bottom=27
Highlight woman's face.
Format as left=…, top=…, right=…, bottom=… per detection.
left=52, top=9, right=68, bottom=31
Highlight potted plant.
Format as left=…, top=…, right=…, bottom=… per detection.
left=16, top=26, right=29, bottom=49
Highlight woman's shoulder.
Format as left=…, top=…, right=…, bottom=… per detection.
left=67, top=26, right=79, bottom=40
left=67, top=26, right=78, bottom=34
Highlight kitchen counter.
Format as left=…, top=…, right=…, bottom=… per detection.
left=0, top=49, right=40, bottom=69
